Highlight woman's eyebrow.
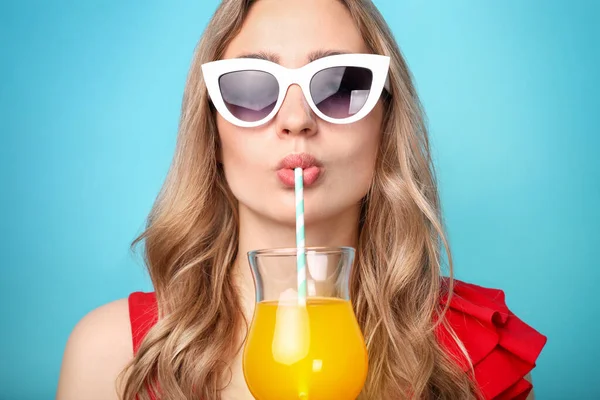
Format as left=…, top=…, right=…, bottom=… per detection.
left=237, top=50, right=280, bottom=62
left=235, top=49, right=353, bottom=63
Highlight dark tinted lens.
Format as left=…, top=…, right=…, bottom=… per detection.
left=310, top=67, right=373, bottom=119
left=219, top=70, right=279, bottom=122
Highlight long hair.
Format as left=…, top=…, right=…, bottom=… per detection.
left=119, top=0, right=479, bottom=398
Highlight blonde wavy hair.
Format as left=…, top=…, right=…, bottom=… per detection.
left=119, top=0, right=480, bottom=398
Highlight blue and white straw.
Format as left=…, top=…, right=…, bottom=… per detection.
left=294, top=167, right=307, bottom=305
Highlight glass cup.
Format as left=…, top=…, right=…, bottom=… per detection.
left=242, top=247, right=368, bottom=400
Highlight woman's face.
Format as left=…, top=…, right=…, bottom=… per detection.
left=218, top=0, right=384, bottom=226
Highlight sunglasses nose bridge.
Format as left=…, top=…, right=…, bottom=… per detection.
left=278, top=69, right=314, bottom=112
left=280, top=69, right=308, bottom=97
left=282, top=83, right=313, bottom=116
left=275, top=83, right=318, bottom=137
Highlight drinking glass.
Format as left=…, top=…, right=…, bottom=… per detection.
left=243, top=246, right=368, bottom=400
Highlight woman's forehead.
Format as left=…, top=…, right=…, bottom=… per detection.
left=223, top=0, right=369, bottom=67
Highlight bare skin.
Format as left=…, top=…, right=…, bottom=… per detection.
left=56, top=299, right=133, bottom=399
left=56, top=0, right=535, bottom=399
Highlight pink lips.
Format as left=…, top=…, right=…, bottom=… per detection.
left=276, top=153, right=323, bottom=187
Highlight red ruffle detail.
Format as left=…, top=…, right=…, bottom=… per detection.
left=129, top=283, right=546, bottom=399
left=436, top=280, right=547, bottom=399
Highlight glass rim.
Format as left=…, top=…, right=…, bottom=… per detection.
left=247, top=246, right=355, bottom=258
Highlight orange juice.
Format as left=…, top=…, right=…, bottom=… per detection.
left=243, top=297, right=368, bottom=400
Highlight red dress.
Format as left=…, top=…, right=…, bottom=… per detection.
left=128, top=279, right=547, bottom=399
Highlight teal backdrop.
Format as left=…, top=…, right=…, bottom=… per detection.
left=1, top=1, right=598, bottom=399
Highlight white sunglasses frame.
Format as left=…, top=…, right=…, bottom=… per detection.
left=201, top=53, right=391, bottom=128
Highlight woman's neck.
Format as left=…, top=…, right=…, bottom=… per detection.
left=233, top=203, right=361, bottom=294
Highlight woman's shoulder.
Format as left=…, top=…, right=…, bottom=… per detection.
left=436, top=278, right=547, bottom=400
left=57, top=297, right=133, bottom=399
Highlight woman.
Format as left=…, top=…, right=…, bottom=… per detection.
left=57, top=0, right=546, bottom=399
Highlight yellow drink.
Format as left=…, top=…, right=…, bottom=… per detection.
left=243, top=297, right=368, bottom=400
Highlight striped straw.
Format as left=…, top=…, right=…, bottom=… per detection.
left=294, top=167, right=307, bottom=305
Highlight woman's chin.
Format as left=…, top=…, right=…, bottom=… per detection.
left=266, top=208, right=338, bottom=228
left=240, top=199, right=344, bottom=228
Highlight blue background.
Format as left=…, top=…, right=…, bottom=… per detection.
left=1, top=1, right=598, bottom=399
